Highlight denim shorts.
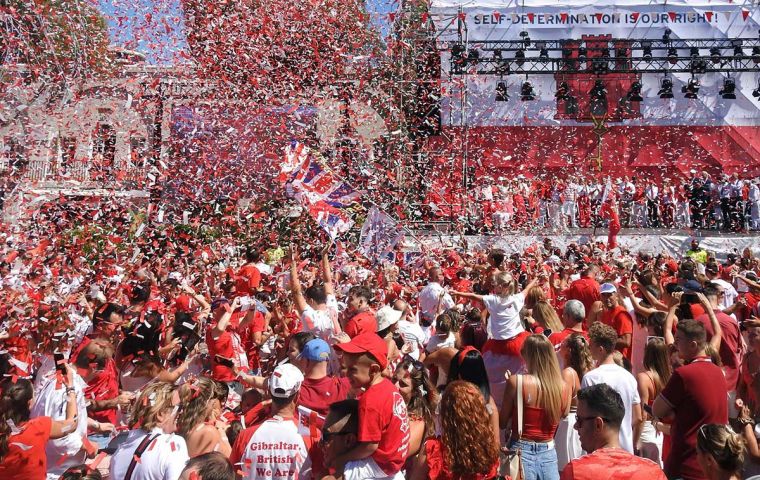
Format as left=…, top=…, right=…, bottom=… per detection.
left=510, top=438, right=560, bottom=480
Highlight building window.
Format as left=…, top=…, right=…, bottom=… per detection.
left=93, top=124, right=116, bottom=168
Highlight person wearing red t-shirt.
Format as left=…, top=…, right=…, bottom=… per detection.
left=653, top=319, right=728, bottom=480
left=550, top=300, right=589, bottom=349
left=694, top=284, right=742, bottom=397
left=297, top=338, right=351, bottom=416
left=333, top=333, right=410, bottom=479
left=207, top=297, right=251, bottom=386
left=563, top=265, right=601, bottom=323
left=560, top=383, right=666, bottom=480
left=344, top=286, right=377, bottom=338
left=591, top=284, right=633, bottom=361
left=0, top=376, right=79, bottom=480
left=235, top=249, right=263, bottom=296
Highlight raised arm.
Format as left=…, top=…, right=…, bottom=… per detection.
left=213, top=297, right=240, bottom=337
left=664, top=295, right=679, bottom=346
left=697, top=292, right=722, bottom=353
left=289, top=246, right=308, bottom=315
left=321, top=246, right=335, bottom=297
left=450, top=290, right=485, bottom=302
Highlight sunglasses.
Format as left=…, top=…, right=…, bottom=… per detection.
left=574, top=415, right=608, bottom=427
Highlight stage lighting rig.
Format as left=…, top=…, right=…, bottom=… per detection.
left=555, top=81, right=570, bottom=100
left=496, top=81, right=509, bottom=102
left=710, top=47, right=722, bottom=64
left=515, top=48, right=526, bottom=66
left=658, top=77, right=674, bottom=99
left=642, top=41, right=653, bottom=61
left=682, top=77, right=700, bottom=99
left=520, top=80, right=536, bottom=101
left=519, top=31, right=531, bottom=48
left=720, top=77, right=737, bottom=99
left=753, top=80, right=760, bottom=99
left=733, top=40, right=744, bottom=61
left=626, top=81, right=644, bottom=102
left=753, top=46, right=760, bottom=64
left=667, top=47, right=678, bottom=64
left=538, top=43, right=549, bottom=62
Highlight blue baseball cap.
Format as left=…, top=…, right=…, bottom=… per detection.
left=299, top=338, right=331, bottom=362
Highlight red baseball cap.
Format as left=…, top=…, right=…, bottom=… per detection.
left=334, top=332, right=388, bottom=369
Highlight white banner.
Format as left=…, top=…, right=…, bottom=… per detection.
left=431, top=1, right=760, bottom=127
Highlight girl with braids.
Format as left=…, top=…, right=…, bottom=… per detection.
left=0, top=374, right=78, bottom=479
left=176, top=377, right=231, bottom=457
left=500, top=334, right=571, bottom=480
left=555, top=333, right=593, bottom=470
left=393, top=356, right=439, bottom=478
left=634, top=337, right=673, bottom=467
left=410, top=381, right=499, bottom=480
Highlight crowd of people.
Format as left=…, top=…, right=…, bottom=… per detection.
left=465, top=172, right=760, bottom=233
left=2, top=197, right=760, bottom=480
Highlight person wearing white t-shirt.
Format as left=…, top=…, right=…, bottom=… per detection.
left=705, top=264, right=738, bottom=312
left=230, top=363, right=310, bottom=480
left=392, top=299, right=426, bottom=361
left=581, top=322, right=642, bottom=454
left=290, top=246, right=342, bottom=341
left=111, top=382, right=189, bottom=480
left=417, top=266, right=455, bottom=340
left=452, top=272, right=539, bottom=408
left=31, top=363, right=90, bottom=480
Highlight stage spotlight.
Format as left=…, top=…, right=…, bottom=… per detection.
left=753, top=80, right=760, bottom=99
left=515, top=49, right=526, bottom=66
left=663, top=28, right=672, bottom=43
left=753, top=46, right=760, bottom=64
left=565, top=95, right=579, bottom=115
left=538, top=43, right=549, bottom=62
left=496, top=81, right=509, bottom=102
left=690, top=47, right=700, bottom=58
left=578, top=46, right=587, bottom=60
left=555, top=81, right=570, bottom=100
left=520, top=30, right=531, bottom=48
left=520, top=80, right=536, bottom=101
left=710, top=47, right=721, bottom=64
left=493, top=50, right=510, bottom=75
left=733, top=40, right=744, bottom=60
left=681, top=77, right=700, bottom=99
left=658, top=77, right=674, bottom=99
left=626, top=81, right=644, bottom=102
left=720, top=77, right=736, bottom=99
left=562, top=47, right=576, bottom=69
left=641, top=41, right=653, bottom=61
left=467, top=49, right=480, bottom=65
left=667, top=47, right=678, bottom=64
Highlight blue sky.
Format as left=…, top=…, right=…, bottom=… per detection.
left=98, top=0, right=398, bottom=64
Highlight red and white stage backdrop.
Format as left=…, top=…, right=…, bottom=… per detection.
left=428, top=0, right=760, bottom=181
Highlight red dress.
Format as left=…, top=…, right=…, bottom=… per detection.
left=424, top=437, right=499, bottom=480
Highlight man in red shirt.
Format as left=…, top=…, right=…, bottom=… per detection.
left=344, top=286, right=377, bottom=338
left=297, top=338, right=351, bottom=416
left=549, top=299, right=589, bottom=348
left=333, top=333, right=410, bottom=479
left=235, top=249, right=262, bottom=296
left=695, top=284, right=742, bottom=397
left=563, top=265, right=601, bottom=323
left=594, top=283, right=633, bottom=361
left=653, top=319, right=728, bottom=480
left=561, top=383, right=666, bottom=479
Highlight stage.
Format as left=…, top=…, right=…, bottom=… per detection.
left=408, top=228, right=760, bottom=259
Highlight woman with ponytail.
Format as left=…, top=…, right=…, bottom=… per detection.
left=0, top=369, right=79, bottom=479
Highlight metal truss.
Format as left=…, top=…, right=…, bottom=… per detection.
left=448, top=36, right=760, bottom=75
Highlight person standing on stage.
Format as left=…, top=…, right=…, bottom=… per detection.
left=645, top=181, right=660, bottom=228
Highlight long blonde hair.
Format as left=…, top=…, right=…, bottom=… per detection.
left=494, top=272, right=518, bottom=296
left=532, top=301, right=563, bottom=332
left=521, top=334, right=565, bottom=423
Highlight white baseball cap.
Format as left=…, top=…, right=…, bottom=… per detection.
left=376, top=305, right=403, bottom=332
left=269, top=363, right=304, bottom=398
left=600, top=283, right=617, bottom=295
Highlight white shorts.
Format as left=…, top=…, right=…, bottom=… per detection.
left=344, top=457, right=405, bottom=480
